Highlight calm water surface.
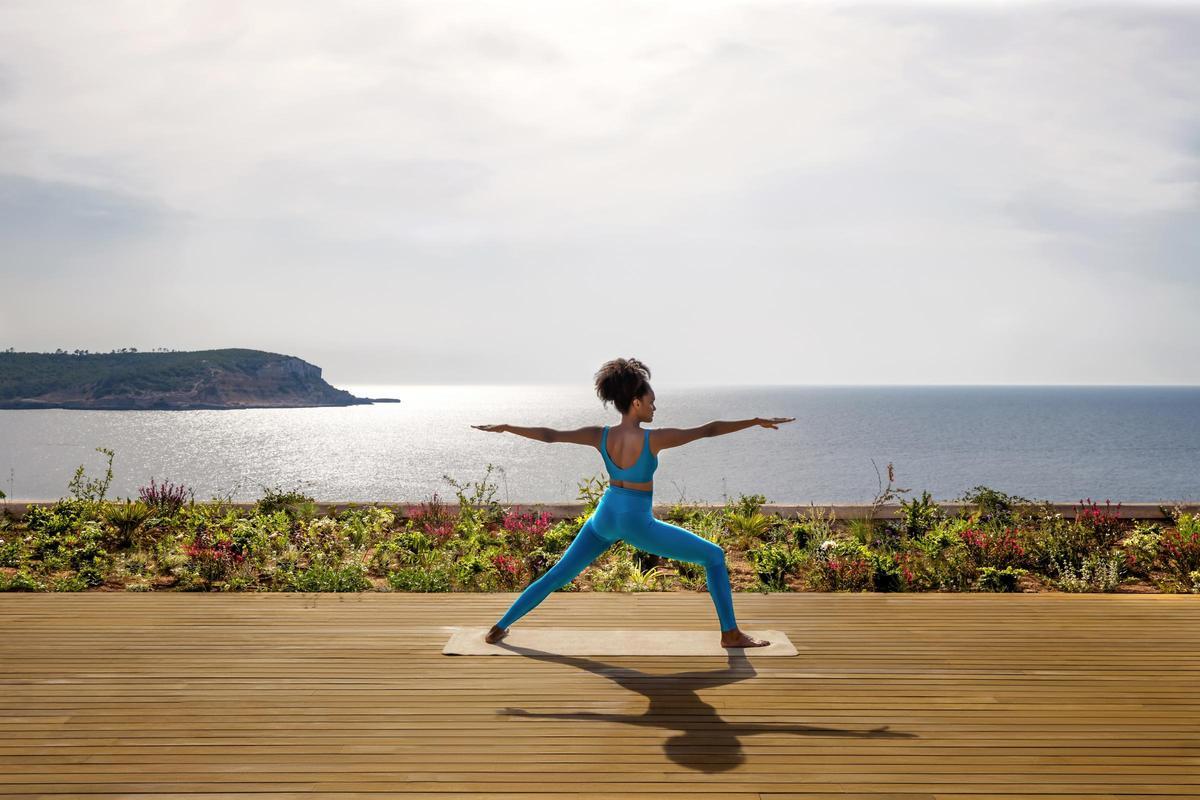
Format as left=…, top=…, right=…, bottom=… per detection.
left=0, top=385, right=1197, bottom=504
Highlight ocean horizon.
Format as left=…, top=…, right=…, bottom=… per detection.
left=1, top=384, right=1197, bottom=505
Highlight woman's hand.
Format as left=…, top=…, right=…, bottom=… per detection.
left=756, top=416, right=795, bottom=429
left=472, top=424, right=509, bottom=433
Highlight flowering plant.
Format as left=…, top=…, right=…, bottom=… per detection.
left=1073, top=498, right=1125, bottom=548
left=502, top=508, right=553, bottom=538
left=959, top=527, right=1025, bottom=569
left=138, top=478, right=194, bottom=514
left=1160, top=512, right=1200, bottom=580
left=182, top=527, right=244, bottom=583
left=407, top=492, right=457, bottom=541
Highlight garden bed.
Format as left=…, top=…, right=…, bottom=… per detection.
left=3, top=459, right=1198, bottom=595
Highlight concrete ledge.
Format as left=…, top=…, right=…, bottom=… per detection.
left=3, top=500, right=1197, bottom=521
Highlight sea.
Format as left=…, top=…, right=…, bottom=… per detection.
left=1, top=385, right=1197, bottom=506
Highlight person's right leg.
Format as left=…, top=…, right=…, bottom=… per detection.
left=493, top=517, right=612, bottom=631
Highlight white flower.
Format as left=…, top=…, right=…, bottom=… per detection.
left=819, top=539, right=836, bottom=552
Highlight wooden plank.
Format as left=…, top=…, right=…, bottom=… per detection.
left=1, top=594, right=1199, bottom=797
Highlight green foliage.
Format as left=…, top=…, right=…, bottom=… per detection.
left=255, top=484, right=318, bottom=521
left=23, top=517, right=112, bottom=584
left=791, top=506, right=836, bottom=549
left=845, top=518, right=877, bottom=547
left=661, top=508, right=726, bottom=550
left=1121, top=522, right=1162, bottom=579
left=2, top=569, right=46, bottom=591
left=1018, top=503, right=1127, bottom=583
left=278, top=558, right=371, bottom=592
left=170, top=566, right=206, bottom=591
left=388, top=565, right=453, bottom=592
left=593, top=549, right=636, bottom=591
left=627, top=563, right=669, bottom=591
left=296, top=517, right=350, bottom=560
left=957, top=486, right=1030, bottom=526
left=454, top=553, right=493, bottom=590
left=811, top=538, right=873, bottom=591
left=749, top=542, right=803, bottom=591
left=725, top=510, right=774, bottom=549
left=0, top=479, right=1190, bottom=597
left=335, top=505, right=395, bottom=549
left=1020, top=513, right=1094, bottom=573
left=220, top=575, right=256, bottom=592
left=867, top=550, right=904, bottom=592
left=103, top=500, right=152, bottom=548
left=897, top=491, right=942, bottom=537
left=52, top=574, right=90, bottom=592
left=576, top=474, right=608, bottom=511
left=978, top=566, right=1027, bottom=592
left=725, top=493, right=768, bottom=518
left=905, top=519, right=974, bottom=590
left=1158, top=511, right=1200, bottom=583
left=442, top=464, right=505, bottom=534
left=119, top=550, right=153, bottom=579
left=539, top=522, right=577, bottom=555
left=0, top=534, right=21, bottom=568
left=23, top=498, right=91, bottom=540
left=67, top=447, right=115, bottom=504
left=1175, top=510, right=1200, bottom=537
left=1051, top=551, right=1123, bottom=592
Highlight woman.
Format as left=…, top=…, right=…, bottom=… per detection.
left=472, top=357, right=794, bottom=648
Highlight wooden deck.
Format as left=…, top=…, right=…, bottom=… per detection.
left=1, top=592, right=1198, bottom=799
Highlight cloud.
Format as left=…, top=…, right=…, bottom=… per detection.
left=0, top=172, right=180, bottom=242
left=1006, top=186, right=1199, bottom=284
left=0, top=1, right=1197, bottom=383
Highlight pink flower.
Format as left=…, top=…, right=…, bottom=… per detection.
left=492, top=554, right=521, bottom=575
left=503, top=508, right=553, bottom=538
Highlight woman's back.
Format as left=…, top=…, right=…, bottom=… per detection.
left=600, top=425, right=658, bottom=485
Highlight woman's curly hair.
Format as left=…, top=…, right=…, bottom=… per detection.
left=594, top=357, right=652, bottom=414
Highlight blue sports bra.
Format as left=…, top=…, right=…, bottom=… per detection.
left=600, top=425, right=658, bottom=483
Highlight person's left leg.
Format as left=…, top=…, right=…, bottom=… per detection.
left=619, top=514, right=738, bottom=631
left=493, top=517, right=612, bottom=631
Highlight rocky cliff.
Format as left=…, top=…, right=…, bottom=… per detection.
left=0, top=349, right=396, bottom=410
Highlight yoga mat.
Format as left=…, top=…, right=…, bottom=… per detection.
left=443, top=627, right=799, bottom=656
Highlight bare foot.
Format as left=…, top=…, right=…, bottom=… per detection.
left=721, top=629, right=770, bottom=648
left=485, top=624, right=508, bottom=644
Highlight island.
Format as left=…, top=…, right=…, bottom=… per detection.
left=0, top=348, right=401, bottom=410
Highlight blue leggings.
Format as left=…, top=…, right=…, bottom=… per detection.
left=494, top=485, right=737, bottom=631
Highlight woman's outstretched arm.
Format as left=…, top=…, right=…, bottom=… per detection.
left=708, top=418, right=764, bottom=437
left=654, top=417, right=794, bottom=451
left=472, top=424, right=601, bottom=445
left=708, top=416, right=794, bottom=436
left=472, top=423, right=549, bottom=442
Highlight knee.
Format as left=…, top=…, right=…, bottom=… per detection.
left=701, top=541, right=727, bottom=570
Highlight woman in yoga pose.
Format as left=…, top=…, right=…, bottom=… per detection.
left=472, top=357, right=795, bottom=649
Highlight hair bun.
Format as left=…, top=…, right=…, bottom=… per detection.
left=594, top=357, right=652, bottom=414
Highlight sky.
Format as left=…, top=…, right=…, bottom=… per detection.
left=1, top=1, right=1197, bottom=386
